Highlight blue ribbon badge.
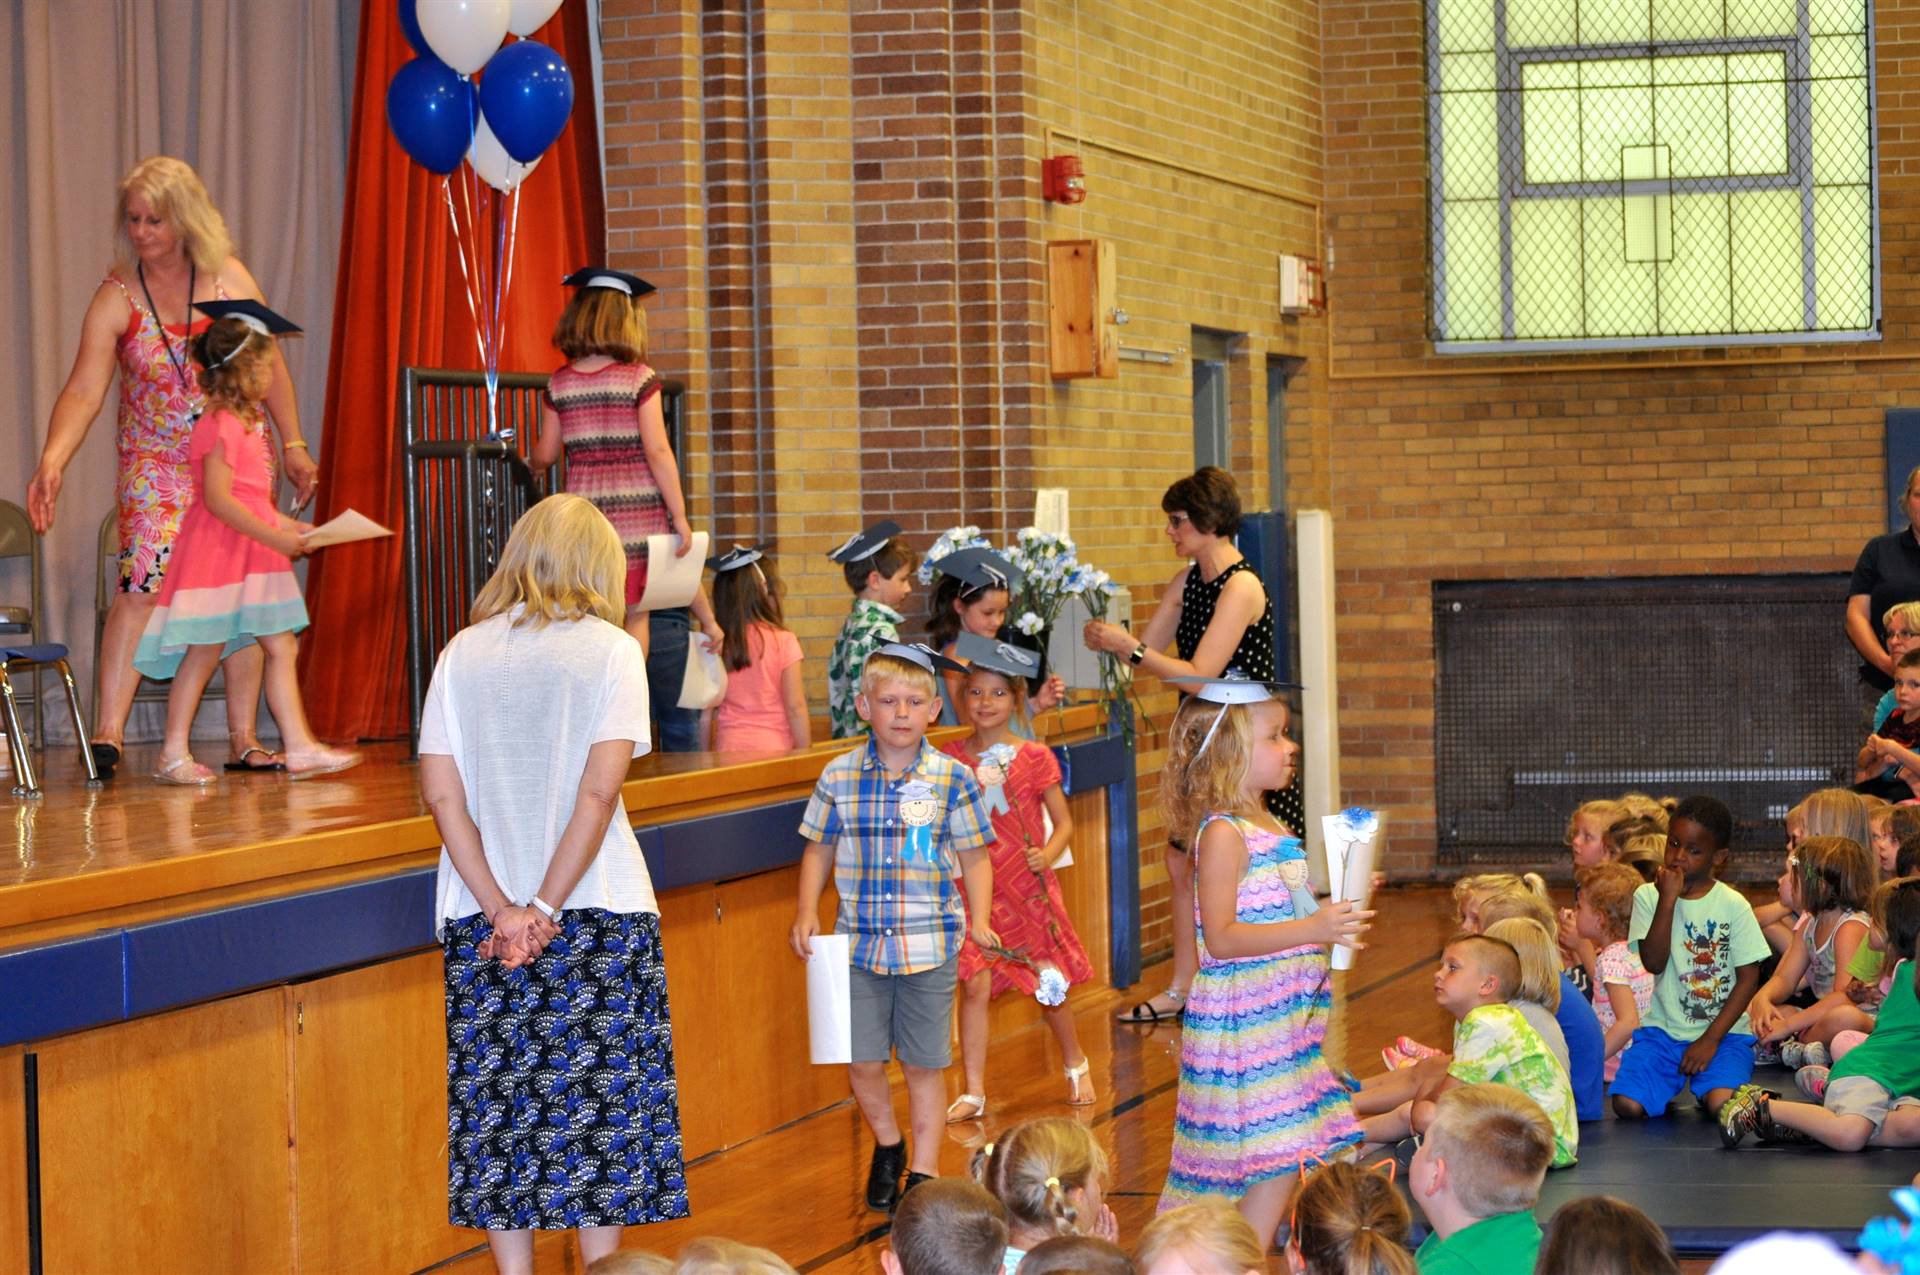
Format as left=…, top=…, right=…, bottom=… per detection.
left=975, top=742, right=1019, bottom=817
left=896, top=778, right=941, bottom=864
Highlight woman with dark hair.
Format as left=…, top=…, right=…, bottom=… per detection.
left=1848, top=464, right=1920, bottom=703
left=1083, top=466, right=1299, bottom=1023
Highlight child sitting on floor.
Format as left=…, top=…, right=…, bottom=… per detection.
left=884, top=1178, right=1010, bottom=1275
left=1014, top=1236, right=1133, bottom=1275
left=1611, top=795, right=1768, bottom=1120
left=1285, top=1160, right=1415, bottom=1275
left=1722, top=875, right=1920, bottom=1152
left=973, top=1117, right=1117, bottom=1271
left=1747, top=834, right=1874, bottom=1067
left=1410, top=1084, right=1555, bottom=1275
left=1133, top=1200, right=1264, bottom=1275
left=1533, top=1196, right=1678, bottom=1275
left=1359, top=933, right=1577, bottom=1169
left=1571, top=862, right=1654, bottom=1083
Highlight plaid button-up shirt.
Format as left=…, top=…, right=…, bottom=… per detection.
left=799, top=738, right=995, bottom=974
left=827, top=599, right=904, bottom=739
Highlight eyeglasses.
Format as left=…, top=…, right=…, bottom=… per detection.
left=1286, top=1154, right=1397, bottom=1244
left=1166, top=512, right=1191, bottom=530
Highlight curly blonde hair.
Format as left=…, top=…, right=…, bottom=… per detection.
left=1160, top=697, right=1260, bottom=849
left=117, top=156, right=232, bottom=273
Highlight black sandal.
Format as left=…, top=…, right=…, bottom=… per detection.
left=1116, top=988, right=1187, bottom=1024
left=88, top=741, right=122, bottom=779
left=224, top=746, right=287, bottom=773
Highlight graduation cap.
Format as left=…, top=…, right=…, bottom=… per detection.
left=930, top=546, right=1022, bottom=596
left=870, top=641, right=967, bottom=677
left=562, top=267, right=657, bottom=298
left=828, top=520, right=902, bottom=565
left=1168, top=673, right=1303, bottom=704
left=954, top=631, right=1041, bottom=681
left=706, top=545, right=764, bottom=573
left=192, top=299, right=301, bottom=336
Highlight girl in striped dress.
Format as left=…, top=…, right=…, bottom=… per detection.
left=132, top=304, right=359, bottom=783
left=532, top=268, right=718, bottom=656
left=1156, top=676, right=1372, bottom=1249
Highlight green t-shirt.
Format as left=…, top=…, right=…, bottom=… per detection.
left=1831, top=959, right=1920, bottom=1095
left=1415, top=1209, right=1543, bottom=1275
left=1628, top=879, right=1770, bottom=1040
left=1847, top=940, right=1886, bottom=987
left=1447, top=1003, right=1578, bottom=1168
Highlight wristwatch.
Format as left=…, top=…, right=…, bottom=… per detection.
left=1128, top=642, right=1148, bottom=666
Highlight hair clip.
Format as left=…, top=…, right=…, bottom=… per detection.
left=1859, top=1187, right=1920, bottom=1274
left=1044, top=1176, right=1061, bottom=1190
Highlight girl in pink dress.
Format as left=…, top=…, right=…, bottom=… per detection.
left=706, top=547, right=810, bottom=753
left=132, top=304, right=358, bottom=784
left=531, top=268, right=719, bottom=657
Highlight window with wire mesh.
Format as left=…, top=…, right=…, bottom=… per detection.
left=1426, top=0, right=1877, bottom=350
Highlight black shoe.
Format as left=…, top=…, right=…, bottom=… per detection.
left=895, top=1170, right=936, bottom=1212
left=866, top=1140, right=907, bottom=1212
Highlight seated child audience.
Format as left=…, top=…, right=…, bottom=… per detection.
left=1285, top=1160, right=1416, bottom=1275
left=1133, top=1200, right=1265, bottom=1275
left=1858, top=648, right=1920, bottom=802
left=826, top=520, right=917, bottom=739
left=1410, top=1084, right=1555, bottom=1275
left=1359, top=933, right=1577, bottom=1169
left=1480, top=917, right=1571, bottom=1076
left=884, top=1178, right=1012, bottom=1275
left=1616, top=833, right=1664, bottom=883
left=973, top=1117, right=1117, bottom=1272
left=792, top=643, right=995, bottom=1211
left=1570, top=862, right=1654, bottom=1083
left=1611, top=795, right=1768, bottom=1120
left=673, top=1238, right=799, bottom=1275
left=1760, top=789, right=1873, bottom=955
left=1722, top=876, right=1920, bottom=1151
left=1532, top=1196, right=1678, bottom=1275
left=1747, top=834, right=1874, bottom=1064
left=1014, top=1236, right=1134, bottom=1275
left=585, top=1254, right=673, bottom=1275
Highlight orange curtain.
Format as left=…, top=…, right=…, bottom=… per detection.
left=300, top=0, right=604, bottom=740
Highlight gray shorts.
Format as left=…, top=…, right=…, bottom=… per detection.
left=1825, top=1074, right=1920, bottom=1130
left=850, top=954, right=959, bottom=1069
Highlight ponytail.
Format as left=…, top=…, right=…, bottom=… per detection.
left=1290, top=1162, right=1415, bottom=1275
left=974, top=1118, right=1106, bottom=1239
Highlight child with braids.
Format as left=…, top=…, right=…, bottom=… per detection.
left=1285, top=1161, right=1416, bottom=1275
left=1155, top=677, right=1372, bottom=1248
left=972, top=1117, right=1117, bottom=1272
left=133, top=302, right=358, bottom=783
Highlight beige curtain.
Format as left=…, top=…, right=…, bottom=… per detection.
left=2, top=0, right=354, bottom=742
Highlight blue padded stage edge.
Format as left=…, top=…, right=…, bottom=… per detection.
left=1393, top=1072, right=1909, bottom=1256
left=0, top=732, right=1133, bottom=1047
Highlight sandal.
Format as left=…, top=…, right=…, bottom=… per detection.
left=1116, top=987, right=1187, bottom=1024
left=1064, top=1058, right=1096, bottom=1107
left=89, top=740, right=122, bottom=779
left=225, top=735, right=286, bottom=772
left=153, top=755, right=217, bottom=786
left=946, top=1093, right=988, bottom=1123
left=285, top=746, right=363, bottom=780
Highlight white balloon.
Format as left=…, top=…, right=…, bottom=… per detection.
left=418, top=0, right=511, bottom=76
left=468, top=114, right=542, bottom=191
left=507, top=0, right=565, bottom=37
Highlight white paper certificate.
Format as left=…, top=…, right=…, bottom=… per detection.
left=806, top=933, right=853, bottom=1065
left=635, top=531, right=710, bottom=611
left=299, top=508, right=394, bottom=550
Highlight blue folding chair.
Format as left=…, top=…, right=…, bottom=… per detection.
left=1, top=642, right=100, bottom=795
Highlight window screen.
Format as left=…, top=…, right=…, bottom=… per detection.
left=1428, top=0, right=1878, bottom=351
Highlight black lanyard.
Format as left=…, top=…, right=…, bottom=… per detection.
left=137, top=260, right=197, bottom=398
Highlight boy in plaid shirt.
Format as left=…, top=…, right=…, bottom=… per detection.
left=792, top=643, right=997, bottom=1212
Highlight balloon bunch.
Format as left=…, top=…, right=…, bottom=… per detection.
left=384, top=0, right=576, bottom=428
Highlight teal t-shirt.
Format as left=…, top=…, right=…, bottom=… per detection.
left=1628, top=879, right=1770, bottom=1040
left=1832, top=959, right=1920, bottom=1095
left=1415, top=1210, right=1543, bottom=1275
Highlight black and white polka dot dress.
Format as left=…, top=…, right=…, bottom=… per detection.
left=1175, top=559, right=1306, bottom=835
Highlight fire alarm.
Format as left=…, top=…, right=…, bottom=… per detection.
left=1043, top=155, right=1086, bottom=204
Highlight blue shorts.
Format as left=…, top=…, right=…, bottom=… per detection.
left=1610, top=1025, right=1755, bottom=1113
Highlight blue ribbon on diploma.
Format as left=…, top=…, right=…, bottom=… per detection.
left=977, top=742, right=1018, bottom=817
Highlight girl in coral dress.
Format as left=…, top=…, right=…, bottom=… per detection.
left=939, top=635, right=1095, bottom=1123
left=132, top=302, right=359, bottom=784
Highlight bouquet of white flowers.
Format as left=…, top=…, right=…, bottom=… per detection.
left=1074, top=566, right=1142, bottom=748
left=1003, top=528, right=1079, bottom=631
left=917, top=524, right=993, bottom=586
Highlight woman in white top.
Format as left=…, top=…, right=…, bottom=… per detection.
left=418, top=494, right=689, bottom=1275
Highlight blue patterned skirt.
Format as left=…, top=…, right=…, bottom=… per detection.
left=442, top=908, right=690, bottom=1231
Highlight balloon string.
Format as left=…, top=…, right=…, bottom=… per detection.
left=443, top=176, right=485, bottom=380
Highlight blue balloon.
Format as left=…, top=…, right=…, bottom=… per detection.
left=386, top=57, right=478, bottom=175
left=397, top=0, right=435, bottom=61
left=479, top=40, right=575, bottom=164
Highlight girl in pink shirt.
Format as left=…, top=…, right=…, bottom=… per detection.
left=707, top=546, right=810, bottom=753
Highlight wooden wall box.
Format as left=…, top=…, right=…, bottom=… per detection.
left=1048, top=239, right=1118, bottom=379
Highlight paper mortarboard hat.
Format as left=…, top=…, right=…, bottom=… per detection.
left=871, top=641, right=967, bottom=677
left=953, top=632, right=1041, bottom=681
left=562, top=267, right=657, bottom=298
left=706, top=545, right=765, bottom=573
left=930, top=546, right=1022, bottom=595
left=1168, top=672, right=1302, bottom=704
left=828, top=520, right=902, bottom=564
left=192, top=299, right=301, bottom=336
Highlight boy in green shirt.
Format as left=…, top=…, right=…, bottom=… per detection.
left=826, top=520, right=918, bottom=738
left=1412, top=1083, right=1553, bottom=1275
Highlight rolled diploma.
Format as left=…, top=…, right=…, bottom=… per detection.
left=1321, top=816, right=1380, bottom=972
left=806, top=933, right=853, bottom=1064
